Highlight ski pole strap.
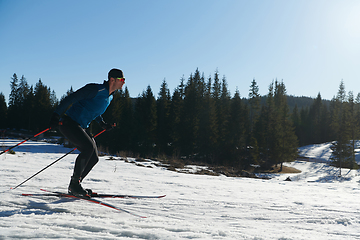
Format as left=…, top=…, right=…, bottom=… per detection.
left=0, top=128, right=50, bottom=156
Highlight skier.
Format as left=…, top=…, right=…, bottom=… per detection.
left=49, top=68, right=125, bottom=196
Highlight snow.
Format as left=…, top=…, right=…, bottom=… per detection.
left=298, top=141, right=360, bottom=164
left=2, top=139, right=360, bottom=239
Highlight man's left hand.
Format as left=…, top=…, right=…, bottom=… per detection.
left=100, top=121, right=115, bottom=131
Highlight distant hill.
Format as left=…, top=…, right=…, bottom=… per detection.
left=242, top=95, right=331, bottom=112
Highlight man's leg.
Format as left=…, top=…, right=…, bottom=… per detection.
left=80, top=148, right=99, bottom=181
left=59, top=116, right=99, bottom=195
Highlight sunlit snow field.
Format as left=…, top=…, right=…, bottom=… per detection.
left=1, top=139, right=360, bottom=239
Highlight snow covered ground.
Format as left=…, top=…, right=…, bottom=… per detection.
left=1, top=139, right=360, bottom=239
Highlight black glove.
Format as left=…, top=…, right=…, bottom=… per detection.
left=49, top=113, right=60, bottom=129
left=99, top=121, right=115, bottom=131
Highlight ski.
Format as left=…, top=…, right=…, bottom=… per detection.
left=22, top=193, right=61, bottom=197
left=90, top=192, right=166, bottom=199
left=34, top=189, right=147, bottom=218
left=22, top=191, right=166, bottom=199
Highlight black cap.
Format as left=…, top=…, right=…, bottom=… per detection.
left=108, top=68, right=124, bottom=79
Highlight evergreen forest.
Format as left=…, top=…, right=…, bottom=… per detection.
left=1, top=70, right=359, bottom=170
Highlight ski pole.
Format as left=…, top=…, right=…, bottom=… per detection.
left=0, top=128, right=51, bottom=156
left=11, top=128, right=107, bottom=190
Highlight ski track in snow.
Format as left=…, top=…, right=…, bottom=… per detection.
left=1, top=139, right=360, bottom=239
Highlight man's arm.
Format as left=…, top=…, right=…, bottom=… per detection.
left=54, top=84, right=98, bottom=116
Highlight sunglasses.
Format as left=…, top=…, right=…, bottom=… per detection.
left=116, top=77, right=125, bottom=83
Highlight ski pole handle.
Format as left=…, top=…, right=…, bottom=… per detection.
left=0, top=128, right=50, bottom=156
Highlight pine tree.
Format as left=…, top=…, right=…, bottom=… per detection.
left=248, top=79, right=261, bottom=165
left=330, top=80, right=355, bottom=173
left=32, top=79, right=54, bottom=131
left=330, top=80, right=346, bottom=135
left=169, top=79, right=184, bottom=156
left=217, top=76, right=231, bottom=165
left=119, top=87, right=134, bottom=152
left=0, top=93, right=7, bottom=128
left=24, top=86, right=34, bottom=130
left=330, top=102, right=354, bottom=173
left=198, top=75, right=218, bottom=163
left=156, top=79, right=171, bottom=155
left=308, top=93, right=322, bottom=143
left=133, top=85, right=157, bottom=156
left=274, top=81, right=298, bottom=170
left=8, top=74, right=19, bottom=109
left=347, top=91, right=357, bottom=168
left=181, top=70, right=202, bottom=157
left=262, top=81, right=277, bottom=168
left=50, top=90, right=58, bottom=108
left=355, top=93, right=360, bottom=140
left=19, top=75, right=34, bottom=130
left=259, top=80, right=298, bottom=169
left=254, top=104, right=268, bottom=164
left=8, top=74, right=31, bottom=129
left=249, top=78, right=260, bottom=132
left=295, top=92, right=332, bottom=146
left=227, top=89, right=248, bottom=168
left=212, top=70, right=221, bottom=100
left=8, top=74, right=20, bottom=129
left=18, top=75, right=30, bottom=109
left=220, top=76, right=231, bottom=137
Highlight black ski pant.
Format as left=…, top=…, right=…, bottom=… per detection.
left=59, top=115, right=99, bottom=181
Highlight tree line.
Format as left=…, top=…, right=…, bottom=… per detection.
left=0, top=71, right=358, bottom=170
left=1, top=74, right=57, bottom=131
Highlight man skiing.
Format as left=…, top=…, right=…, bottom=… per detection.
left=49, top=68, right=125, bottom=196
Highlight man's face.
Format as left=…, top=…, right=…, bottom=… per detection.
left=115, top=77, right=125, bottom=90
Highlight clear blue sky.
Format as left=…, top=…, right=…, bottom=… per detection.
left=1, top=0, right=360, bottom=103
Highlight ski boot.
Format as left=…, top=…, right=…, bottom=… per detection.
left=68, top=176, right=90, bottom=197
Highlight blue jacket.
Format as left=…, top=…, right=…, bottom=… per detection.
left=55, top=81, right=113, bottom=128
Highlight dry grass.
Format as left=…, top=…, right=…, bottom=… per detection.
left=262, top=165, right=302, bottom=174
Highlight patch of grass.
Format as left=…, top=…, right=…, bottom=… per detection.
left=262, top=165, right=301, bottom=174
